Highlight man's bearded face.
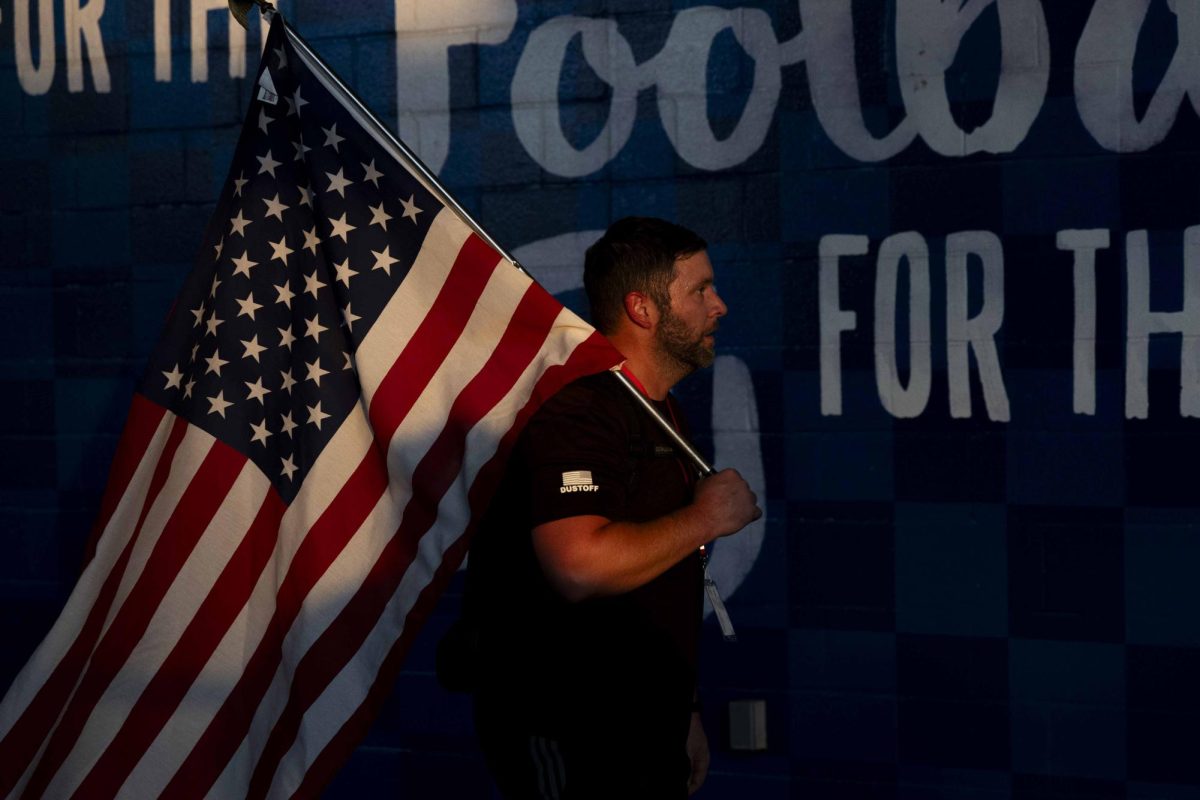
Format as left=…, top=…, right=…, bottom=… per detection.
left=653, top=250, right=725, bottom=373
left=656, top=302, right=717, bottom=371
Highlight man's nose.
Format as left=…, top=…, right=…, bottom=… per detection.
left=710, top=289, right=727, bottom=318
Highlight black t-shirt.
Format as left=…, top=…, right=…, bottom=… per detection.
left=466, top=370, right=703, bottom=740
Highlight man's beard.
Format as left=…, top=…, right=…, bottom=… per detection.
left=656, top=306, right=716, bottom=373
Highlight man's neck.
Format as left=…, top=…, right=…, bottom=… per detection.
left=609, top=337, right=687, bottom=401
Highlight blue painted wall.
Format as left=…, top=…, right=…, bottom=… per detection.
left=3, top=1, right=1200, bottom=797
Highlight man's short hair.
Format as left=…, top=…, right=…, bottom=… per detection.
left=583, top=217, right=707, bottom=334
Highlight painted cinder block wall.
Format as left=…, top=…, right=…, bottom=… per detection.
left=3, top=1, right=1199, bottom=797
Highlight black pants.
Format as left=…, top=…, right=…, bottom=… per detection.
left=473, top=692, right=690, bottom=800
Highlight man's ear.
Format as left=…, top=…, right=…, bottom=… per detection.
left=623, top=291, right=655, bottom=330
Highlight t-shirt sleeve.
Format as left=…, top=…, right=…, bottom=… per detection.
left=521, top=384, right=628, bottom=527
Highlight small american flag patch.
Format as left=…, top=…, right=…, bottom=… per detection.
left=562, top=470, right=593, bottom=487
left=559, top=470, right=599, bottom=493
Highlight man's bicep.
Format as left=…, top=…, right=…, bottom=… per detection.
left=531, top=515, right=612, bottom=601
left=532, top=515, right=610, bottom=558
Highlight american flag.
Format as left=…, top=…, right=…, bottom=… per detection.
left=0, top=16, right=620, bottom=799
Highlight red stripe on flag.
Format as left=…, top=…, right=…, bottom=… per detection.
left=289, top=329, right=621, bottom=799
left=246, top=290, right=608, bottom=798
left=367, top=233, right=501, bottom=440
left=71, top=489, right=287, bottom=800
left=83, top=394, right=169, bottom=568
left=0, top=414, right=191, bottom=797
left=21, top=438, right=248, bottom=800
left=159, top=231, right=504, bottom=800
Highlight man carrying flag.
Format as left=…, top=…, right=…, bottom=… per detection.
left=0, top=12, right=621, bottom=799
left=462, top=217, right=761, bottom=798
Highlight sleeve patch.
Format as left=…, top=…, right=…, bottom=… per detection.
left=560, top=470, right=600, bottom=493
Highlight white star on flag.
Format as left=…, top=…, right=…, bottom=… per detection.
left=322, top=123, right=345, bottom=152
left=203, top=350, right=229, bottom=376
left=241, top=335, right=267, bottom=362
left=277, top=325, right=296, bottom=349
left=269, top=236, right=294, bottom=265
left=263, top=193, right=289, bottom=221
left=280, top=409, right=297, bottom=436
left=207, top=390, right=233, bottom=418
left=280, top=454, right=298, bottom=479
left=285, top=86, right=307, bottom=116
left=233, top=172, right=248, bottom=196
left=256, top=149, right=281, bottom=177
left=361, top=159, right=383, bottom=187
left=205, top=313, right=224, bottom=337
left=368, top=202, right=391, bottom=229
left=231, top=252, right=258, bottom=278
left=342, top=304, right=361, bottom=331
left=325, top=168, right=353, bottom=197
left=230, top=211, right=252, bottom=237
left=244, top=377, right=271, bottom=404
left=279, top=368, right=297, bottom=394
left=334, top=258, right=357, bottom=287
left=400, top=194, right=422, bottom=223
left=162, top=364, right=183, bottom=390
left=235, top=293, right=263, bottom=320
left=274, top=281, right=296, bottom=309
left=305, top=358, right=330, bottom=388
left=303, top=315, right=327, bottom=342
left=303, top=271, right=327, bottom=299
left=250, top=418, right=272, bottom=445
left=371, top=245, right=399, bottom=275
left=306, top=401, right=331, bottom=429
left=301, top=226, right=321, bottom=253
left=328, top=213, right=356, bottom=242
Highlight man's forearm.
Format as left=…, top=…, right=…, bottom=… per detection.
left=533, top=504, right=717, bottom=602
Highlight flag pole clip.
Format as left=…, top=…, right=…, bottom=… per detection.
left=228, top=0, right=276, bottom=29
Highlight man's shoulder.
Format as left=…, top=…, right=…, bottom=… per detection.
left=540, top=371, right=628, bottom=417
left=522, top=371, right=635, bottom=451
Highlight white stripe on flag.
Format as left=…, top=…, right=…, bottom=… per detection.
left=96, top=425, right=218, bottom=645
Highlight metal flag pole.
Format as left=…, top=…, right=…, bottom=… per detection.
left=228, top=0, right=737, bottom=639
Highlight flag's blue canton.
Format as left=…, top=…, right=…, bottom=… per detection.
left=139, top=22, right=439, bottom=504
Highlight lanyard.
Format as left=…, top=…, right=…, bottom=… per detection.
left=614, top=366, right=738, bottom=641
left=618, top=365, right=693, bottom=487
